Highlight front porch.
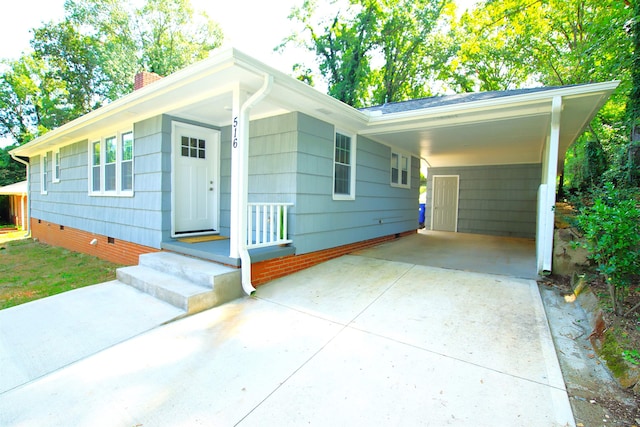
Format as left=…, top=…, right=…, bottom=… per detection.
left=161, top=237, right=295, bottom=267
left=163, top=201, right=295, bottom=267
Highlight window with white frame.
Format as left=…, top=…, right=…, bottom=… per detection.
left=333, top=131, right=356, bottom=199
left=121, top=132, right=133, bottom=191
left=90, top=130, right=134, bottom=196
left=40, top=153, right=48, bottom=195
left=391, top=151, right=410, bottom=188
left=53, top=149, right=60, bottom=183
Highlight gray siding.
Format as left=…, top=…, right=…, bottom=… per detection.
left=235, top=112, right=419, bottom=255
left=425, top=164, right=541, bottom=238
left=29, top=110, right=419, bottom=255
left=29, top=116, right=170, bottom=248
left=222, top=112, right=419, bottom=254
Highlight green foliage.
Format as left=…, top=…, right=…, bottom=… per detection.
left=576, top=183, right=640, bottom=315
left=0, top=145, right=26, bottom=187
left=600, top=331, right=630, bottom=377
left=0, top=239, right=121, bottom=309
left=622, top=349, right=640, bottom=365
left=283, top=0, right=451, bottom=107
left=0, top=0, right=223, bottom=148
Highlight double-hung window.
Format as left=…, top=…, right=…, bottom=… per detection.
left=90, top=130, right=134, bottom=196
left=40, top=153, right=48, bottom=195
left=53, top=149, right=61, bottom=183
left=333, top=131, right=356, bottom=200
left=391, top=151, right=410, bottom=188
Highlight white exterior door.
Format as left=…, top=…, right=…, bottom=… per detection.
left=172, top=123, right=219, bottom=236
left=432, top=175, right=459, bottom=232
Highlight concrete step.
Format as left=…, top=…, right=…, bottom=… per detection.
left=139, top=252, right=240, bottom=290
left=116, top=252, right=243, bottom=315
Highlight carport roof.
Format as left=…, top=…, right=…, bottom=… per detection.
left=362, top=85, right=575, bottom=114
left=0, top=181, right=27, bottom=196
left=360, top=82, right=619, bottom=169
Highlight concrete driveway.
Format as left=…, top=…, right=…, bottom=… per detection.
left=0, top=242, right=573, bottom=426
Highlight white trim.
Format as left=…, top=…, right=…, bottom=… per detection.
left=390, top=149, right=411, bottom=188
left=87, top=128, right=134, bottom=197
left=332, top=130, right=357, bottom=201
left=430, top=175, right=459, bottom=232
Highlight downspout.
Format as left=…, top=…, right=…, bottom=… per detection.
left=10, top=154, right=30, bottom=237
left=237, top=74, right=274, bottom=295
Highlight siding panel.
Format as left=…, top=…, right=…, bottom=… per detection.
left=425, top=164, right=541, bottom=238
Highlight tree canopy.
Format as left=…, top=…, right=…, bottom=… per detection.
left=0, top=0, right=223, bottom=148
left=284, top=0, right=637, bottom=190
left=1, top=0, right=638, bottom=192
left=283, top=0, right=451, bottom=107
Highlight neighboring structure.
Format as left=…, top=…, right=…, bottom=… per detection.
left=10, top=48, right=618, bottom=287
left=0, top=180, right=27, bottom=230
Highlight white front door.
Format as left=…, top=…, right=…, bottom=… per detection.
left=432, top=175, right=459, bottom=232
left=172, top=122, right=219, bottom=236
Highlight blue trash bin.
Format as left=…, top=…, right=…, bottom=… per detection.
left=418, top=203, right=425, bottom=228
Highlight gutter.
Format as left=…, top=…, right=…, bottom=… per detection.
left=9, top=154, right=30, bottom=236
left=238, top=74, right=274, bottom=296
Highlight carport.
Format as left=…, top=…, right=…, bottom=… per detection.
left=360, top=82, right=619, bottom=274
left=355, top=229, right=537, bottom=279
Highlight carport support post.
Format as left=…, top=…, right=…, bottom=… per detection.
left=537, top=96, right=562, bottom=274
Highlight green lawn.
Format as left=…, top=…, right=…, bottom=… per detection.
left=0, top=238, right=121, bottom=309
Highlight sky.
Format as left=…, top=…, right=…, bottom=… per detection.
left=0, top=0, right=477, bottom=147
left=0, top=0, right=478, bottom=72
left=0, top=0, right=307, bottom=72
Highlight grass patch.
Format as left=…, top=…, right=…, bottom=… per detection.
left=0, top=239, right=121, bottom=309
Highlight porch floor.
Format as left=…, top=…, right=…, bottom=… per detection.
left=161, top=237, right=296, bottom=267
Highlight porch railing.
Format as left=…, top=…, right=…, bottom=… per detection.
left=247, top=203, right=294, bottom=249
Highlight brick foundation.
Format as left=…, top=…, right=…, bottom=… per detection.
left=31, top=218, right=158, bottom=265
left=30, top=218, right=415, bottom=282
left=251, top=230, right=416, bottom=286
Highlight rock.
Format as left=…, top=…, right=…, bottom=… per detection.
left=553, top=228, right=590, bottom=276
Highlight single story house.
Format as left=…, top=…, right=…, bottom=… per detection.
left=10, top=48, right=618, bottom=291
left=0, top=180, right=28, bottom=230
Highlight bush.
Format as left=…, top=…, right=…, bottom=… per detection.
left=576, top=183, right=640, bottom=315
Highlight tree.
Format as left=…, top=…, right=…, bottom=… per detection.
left=283, top=0, right=451, bottom=107
left=447, top=0, right=633, bottom=191
left=0, top=54, right=65, bottom=143
left=0, top=0, right=224, bottom=149
left=370, top=0, right=450, bottom=104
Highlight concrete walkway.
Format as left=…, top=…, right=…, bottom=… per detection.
left=0, top=281, right=185, bottom=394
left=0, top=253, right=574, bottom=426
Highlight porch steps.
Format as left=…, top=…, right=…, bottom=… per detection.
left=116, top=252, right=243, bottom=315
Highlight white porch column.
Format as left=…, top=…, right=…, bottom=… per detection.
left=229, top=85, right=246, bottom=259
left=20, top=194, right=26, bottom=230
left=536, top=96, right=562, bottom=274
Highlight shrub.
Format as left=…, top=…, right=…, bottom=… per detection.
left=576, top=183, right=640, bottom=315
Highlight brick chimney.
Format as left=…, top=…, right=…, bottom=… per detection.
left=134, top=71, right=162, bottom=90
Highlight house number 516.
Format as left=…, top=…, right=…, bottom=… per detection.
left=232, top=116, right=238, bottom=148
